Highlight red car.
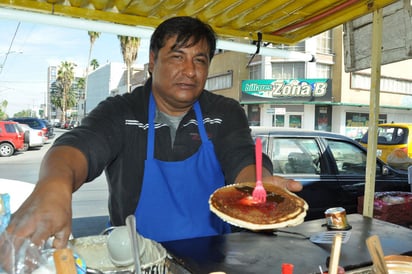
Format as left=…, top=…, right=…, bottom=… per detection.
left=0, top=121, right=26, bottom=157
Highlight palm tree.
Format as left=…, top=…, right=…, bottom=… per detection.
left=76, top=77, right=85, bottom=101
left=56, top=61, right=76, bottom=125
left=84, top=31, right=100, bottom=116
left=90, top=58, right=99, bottom=70
left=117, top=35, right=140, bottom=93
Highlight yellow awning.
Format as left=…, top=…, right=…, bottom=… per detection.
left=0, top=0, right=398, bottom=45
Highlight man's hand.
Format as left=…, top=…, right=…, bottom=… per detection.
left=6, top=181, right=73, bottom=248
left=6, top=146, right=88, bottom=248
left=235, top=164, right=303, bottom=192
left=263, top=175, right=302, bottom=192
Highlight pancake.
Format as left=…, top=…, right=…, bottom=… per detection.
left=209, top=182, right=308, bottom=230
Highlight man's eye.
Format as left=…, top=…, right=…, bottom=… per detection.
left=171, top=55, right=183, bottom=60
left=195, top=57, right=207, bottom=64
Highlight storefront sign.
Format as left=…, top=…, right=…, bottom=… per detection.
left=266, top=108, right=286, bottom=114
left=241, top=79, right=332, bottom=102
left=275, top=107, right=286, bottom=114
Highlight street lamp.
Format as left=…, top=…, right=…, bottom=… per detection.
left=0, top=50, right=23, bottom=56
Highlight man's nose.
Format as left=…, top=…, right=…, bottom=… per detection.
left=183, top=60, right=196, bottom=78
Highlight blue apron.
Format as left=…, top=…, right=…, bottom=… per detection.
left=134, top=94, right=231, bottom=242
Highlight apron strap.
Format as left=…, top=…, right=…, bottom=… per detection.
left=147, top=93, right=156, bottom=160
left=193, top=101, right=208, bottom=142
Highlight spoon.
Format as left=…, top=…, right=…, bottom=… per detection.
left=125, top=215, right=142, bottom=274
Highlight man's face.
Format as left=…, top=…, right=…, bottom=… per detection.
left=149, top=36, right=211, bottom=114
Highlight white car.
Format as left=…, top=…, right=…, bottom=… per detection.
left=19, top=123, right=44, bottom=150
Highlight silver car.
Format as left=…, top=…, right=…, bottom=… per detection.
left=19, top=123, right=44, bottom=150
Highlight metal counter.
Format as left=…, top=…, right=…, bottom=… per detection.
left=161, top=214, right=412, bottom=274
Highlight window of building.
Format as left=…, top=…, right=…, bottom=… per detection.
left=249, top=64, right=262, bottom=79
left=316, top=30, right=333, bottom=54
left=315, top=105, right=332, bottom=131
left=344, top=112, right=387, bottom=139
left=205, top=71, right=233, bottom=91
left=316, top=63, right=332, bottom=78
left=273, top=115, right=285, bottom=127
left=247, top=104, right=260, bottom=126
left=351, top=73, right=412, bottom=95
left=272, top=62, right=305, bottom=79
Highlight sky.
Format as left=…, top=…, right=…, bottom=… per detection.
left=0, top=19, right=150, bottom=116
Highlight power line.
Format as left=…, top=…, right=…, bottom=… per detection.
left=0, top=22, right=21, bottom=74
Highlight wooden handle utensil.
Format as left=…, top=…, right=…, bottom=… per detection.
left=53, top=248, right=77, bottom=274
left=366, top=235, right=389, bottom=274
left=328, top=233, right=343, bottom=274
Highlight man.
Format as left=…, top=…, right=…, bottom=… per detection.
left=6, top=16, right=302, bottom=247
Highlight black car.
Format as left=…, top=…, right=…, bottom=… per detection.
left=8, top=117, right=55, bottom=141
left=251, top=126, right=410, bottom=220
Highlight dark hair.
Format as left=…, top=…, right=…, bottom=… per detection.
left=150, top=16, right=217, bottom=61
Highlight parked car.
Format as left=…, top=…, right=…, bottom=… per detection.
left=53, top=120, right=61, bottom=128
left=251, top=126, right=410, bottom=221
left=61, top=120, right=79, bottom=130
left=19, top=123, right=45, bottom=150
left=8, top=117, right=55, bottom=141
left=358, top=123, right=412, bottom=163
left=0, top=121, right=26, bottom=157
left=69, top=120, right=80, bottom=129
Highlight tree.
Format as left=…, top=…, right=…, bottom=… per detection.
left=53, top=61, right=77, bottom=124
left=76, top=77, right=85, bottom=100
left=13, top=109, right=33, bottom=118
left=90, top=58, right=99, bottom=70
left=0, top=100, right=8, bottom=120
left=77, top=77, right=85, bottom=91
left=117, top=35, right=140, bottom=93
left=84, top=31, right=100, bottom=116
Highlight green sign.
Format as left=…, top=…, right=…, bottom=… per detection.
left=241, top=79, right=332, bottom=102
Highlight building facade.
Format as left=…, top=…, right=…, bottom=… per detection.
left=46, top=66, right=57, bottom=121
left=208, top=26, right=412, bottom=139
left=85, top=62, right=125, bottom=115
left=83, top=62, right=147, bottom=119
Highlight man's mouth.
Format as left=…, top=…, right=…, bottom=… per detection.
left=176, top=82, right=196, bottom=88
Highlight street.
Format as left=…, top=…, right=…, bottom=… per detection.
left=0, top=128, right=109, bottom=218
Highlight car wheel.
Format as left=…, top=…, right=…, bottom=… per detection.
left=24, top=131, right=30, bottom=143
left=22, top=143, right=29, bottom=152
left=0, top=143, right=14, bottom=157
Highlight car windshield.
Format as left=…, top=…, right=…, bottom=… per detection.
left=27, top=120, right=42, bottom=129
